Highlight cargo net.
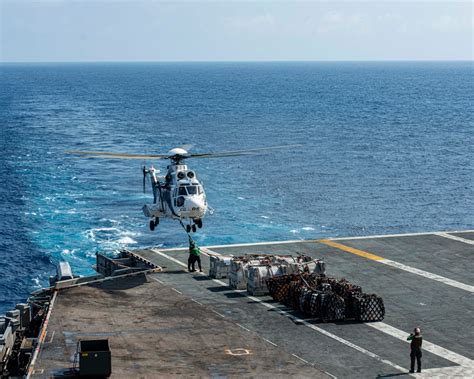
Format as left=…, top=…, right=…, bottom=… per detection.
left=266, top=274, right=384, bottom=322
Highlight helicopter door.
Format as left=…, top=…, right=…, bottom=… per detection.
left=175, top=186, right=186, bottom=207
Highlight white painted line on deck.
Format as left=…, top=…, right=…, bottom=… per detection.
left=323, top=370, right=338, bottom=379
left=368, top=322, right=474, bottom=368
left=415, top=366, right=474, bottom=378
left=157, top=239, right=317, bottom=252
left=319, top=240, right=474, bottom=293
left=172, top=288, right=182, bottom=294
left=153, top=247, right=473, bottom=374
left=329, top=230, right=474, bottom=241
left=212, top=310, right=226, bottom=318
left=237, top=323, right=251, bottom=332
left=152, top=249, right=191, bottom=267
left=153, top=230, right=474, bottom=255
left=264, top=338, right=277, bottom=347
left=47, top=330, right=55, bottom=344
left=150, top=248, right=408, bottom=375
left=192, top=299, right=203, bottom=306
left=292, top=353, right=310, bottom=364
left=381, top=259, right=474, bottom=293
left=435, top=232, right=474, bottom=246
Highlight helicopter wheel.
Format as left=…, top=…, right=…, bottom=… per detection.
left=149, top=220, right=155, bottom=231
left=186, top=225, right=191, bottom=233
left=196, top=219, right=203, bottom=229
left=192, top=224, right=197, bottom=233
left=154, top=218, right=159, bottom=226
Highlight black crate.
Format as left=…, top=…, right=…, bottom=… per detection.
left=79, top=339, right=111, bottom=377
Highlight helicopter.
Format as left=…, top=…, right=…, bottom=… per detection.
left=67, top=144, right=300, bottom=233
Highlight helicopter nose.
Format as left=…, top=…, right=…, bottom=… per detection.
left=185, top=197, right=202, bottom=211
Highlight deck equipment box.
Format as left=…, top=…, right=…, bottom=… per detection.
left=79, top=339, right=111, bottom=377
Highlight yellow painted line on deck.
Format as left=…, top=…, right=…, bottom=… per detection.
left=318, top=239, right=474, bottom=293
left=319, top=239, right=385, bottom=261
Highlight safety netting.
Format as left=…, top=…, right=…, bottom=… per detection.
left=266, top=273, right=384, bottom=322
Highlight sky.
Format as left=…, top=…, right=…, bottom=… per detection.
left=0, top=0, right=472, bottom=62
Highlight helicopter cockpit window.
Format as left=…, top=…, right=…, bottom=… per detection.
left=198, top=186, right=203, bottom=195
left=178, top=187, right=187, bottom=196
left=186, top=186, right=197, bottom=195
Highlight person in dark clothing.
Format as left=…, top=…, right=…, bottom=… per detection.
left=187, top=251, right=196, bottom=272
left=407, top=327, right=423, bottom=373
left=188, top=239, right=202, bottom=272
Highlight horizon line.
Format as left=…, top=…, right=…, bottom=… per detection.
left=1, top=59, right=473, bottom=64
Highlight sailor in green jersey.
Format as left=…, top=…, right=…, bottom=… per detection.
left=407, top=327, right=423, bottom=373
left=187, top=239, right=202, bottom=272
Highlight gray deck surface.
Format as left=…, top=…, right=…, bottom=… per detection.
left=32, top=230, right=474, bottom=378
left=31, top=274, right=329, bottom=378
left=451, top=231, right=474, bottom=241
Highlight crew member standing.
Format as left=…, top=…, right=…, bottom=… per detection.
left=407, top=327, right=423, bottom=373
left=188, top=239, right=202, bottom=272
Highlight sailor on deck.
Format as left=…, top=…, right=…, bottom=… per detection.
left=407, top=327, right=423, bottom=373
left=188, top=239, right=202, bottom=272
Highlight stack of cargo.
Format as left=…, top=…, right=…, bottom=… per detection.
left=266, top=273, right=385, bottom=322
left=247, top=265, right=284, bottom=295
left=209, top=255, right=232, bottom=279
left=227, top=254, right=325, bottom=296
left=228, top=255, right=266, bottom=290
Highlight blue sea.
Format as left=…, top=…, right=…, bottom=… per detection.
left=0, top=62, right=473, bottom=314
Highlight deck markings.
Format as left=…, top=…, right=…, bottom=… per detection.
left=319, top=239, right=474, bottom=293
left=151, top=247, right=474, bottom=375
left=155, top=230, right=474, bottom=252
left=237, top=323, right=251, bottom=332
left=264, top=338, right=277, bottom=347
left=27, top=291, right=58, bottom=379
left=46, top=330, right=55, bottom=344
left=191, top=299, right=203, bottom=306
left=150, top=248, right=408, bottom=375
left=292, top=353, right=310, bottom=364
left=415, top=366, right=474, bottom=378
left=157, top=239, right=319, bottom=252
left=435, top=232, right=474, bottom=246
left=172, top=288, right=182, bottom=294
left=368, top=322, right=474, bottom=369
left=329, top=230, right=474, bottom=241
left=212, top=310, right=226, bottom=318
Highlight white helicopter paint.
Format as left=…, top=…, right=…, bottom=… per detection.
left=68, top=144, right=300, bottom=233
left=142, top=148, right=208, bottom=233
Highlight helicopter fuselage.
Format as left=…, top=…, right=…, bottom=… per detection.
left=68, top=144, right=299, bottom=233
left=142, top=162, right=207, bottom=230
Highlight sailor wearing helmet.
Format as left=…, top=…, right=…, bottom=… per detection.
left=407, top=327, right=423, bottom=373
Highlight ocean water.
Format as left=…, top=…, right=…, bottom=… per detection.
left=0, top=62, right=472, bottom=313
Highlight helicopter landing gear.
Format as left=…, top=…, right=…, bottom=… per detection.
left=196, top=219, right=203, bottom=229
left=149, top=217, right=159, bottom=231
left=185, top=222, right=198, bottom=233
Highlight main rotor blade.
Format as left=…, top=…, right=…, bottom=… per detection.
left=179, top=144, right=194, bottom=152
left=187, top=144, right=303, bottom=159
left=66, top=150, right=168, bottom=160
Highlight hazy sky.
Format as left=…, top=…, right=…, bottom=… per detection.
left=1, top=0, right=472, bottom=62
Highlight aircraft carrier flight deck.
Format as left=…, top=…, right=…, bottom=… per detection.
left=18, top=230, right=474, bottom=378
